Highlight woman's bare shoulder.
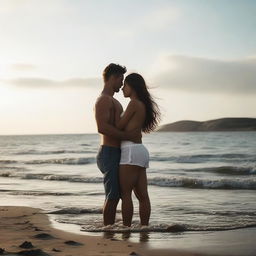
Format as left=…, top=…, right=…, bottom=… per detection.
left=129, top=99, right=143, bottom=106
left=129, top=99, right=145, bottom=109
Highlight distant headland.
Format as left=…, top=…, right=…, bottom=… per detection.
left=157, top=118, right=256, bottom=132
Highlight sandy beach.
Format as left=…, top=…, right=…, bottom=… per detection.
left=0, top=206, right=209, bottom=256
left=1, top=133, right=256, bottom=256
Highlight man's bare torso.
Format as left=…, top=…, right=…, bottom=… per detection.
left=96, top=95, right=123, bottom=147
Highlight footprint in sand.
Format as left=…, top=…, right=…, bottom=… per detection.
left=64, top=240, right=83, bottom=246
left=19, top=241, right=34, bottom=249
left=33, top=233, right=56, bottom=240
left=17, top=249, right=51, bottom=256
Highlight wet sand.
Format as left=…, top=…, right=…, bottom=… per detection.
left=0, top=206, right=210, bottom=256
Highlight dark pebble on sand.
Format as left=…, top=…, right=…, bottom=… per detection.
left=33, top=233, right=55, bottom=240
left=110, top=238, right=119, bottom=241
left=34, top=227, right=43, bottom=231
left=19, top=241, right=34, bottom=249
left=129, top=252, right=139, bottom=256
left=0, top=248, right=5, bottom=254
left=52, top=248, right=61, bottom=252
left=64, top=240, right=83, bottom=246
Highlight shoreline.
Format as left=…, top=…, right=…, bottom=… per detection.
left=48, top=213, right=256, bottom=256
left=0, top=206, right=207, bottom=256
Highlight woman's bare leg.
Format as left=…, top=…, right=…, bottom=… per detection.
left=134, top=168, right=151, bottom=226
left=119, top=165, right=139, bottom=227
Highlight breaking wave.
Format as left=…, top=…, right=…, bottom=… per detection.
left=80, top=222, right=256, bottom=233
left=148, top=176, right=256, bottom=190
left=14, top=149, right=93, bottom=155
left=48, top=207, right=102, bottom=214
left=25, top=157, right=95, bottom=165
left=1, top=172, right=256, bottom=190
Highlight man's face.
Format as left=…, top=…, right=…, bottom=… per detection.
left=111, top=74, right=124, bottom=93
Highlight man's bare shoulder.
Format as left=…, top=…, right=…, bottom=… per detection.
left=112, top=97, right=122, bottom=107
left=95, top=94, right=113, bottom=106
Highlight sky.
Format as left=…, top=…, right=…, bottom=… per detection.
left=0, top=0, right=256, bottom=135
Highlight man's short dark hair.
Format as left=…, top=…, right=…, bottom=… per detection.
left=103, top=63, right=127, bottom=82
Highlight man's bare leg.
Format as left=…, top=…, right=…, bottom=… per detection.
left=103, top=199, right=119, bottom=225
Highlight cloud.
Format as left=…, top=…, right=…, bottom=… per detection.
left=0, top=0, right=29, bottom=12
left=141, top=6, right=180, bottom=30
left=152, top=55, right=256, bottom=94
left=5, top=55, right=256, bottom=94
left=5, top=77, right=101, bottom=88
left=11, top=63, right=37, bottom=71
left=117, top=6, right=180, bottom=37
left=0, top=0, right=71, bottom=14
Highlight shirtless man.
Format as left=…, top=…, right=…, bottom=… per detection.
left=95, top=63, right=140, bottom=226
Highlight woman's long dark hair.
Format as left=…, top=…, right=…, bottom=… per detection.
left=124, top=73, right=161, bottom=133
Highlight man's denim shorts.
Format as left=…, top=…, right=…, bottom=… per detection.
left=96, top=145, right=121, bottom=200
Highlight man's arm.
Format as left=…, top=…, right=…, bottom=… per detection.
left=95, top=96, right=137, bottom=140
left=116, top=100, right=136, bottom=130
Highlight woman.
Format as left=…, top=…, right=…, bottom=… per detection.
left=116, top=73, right=161, bottom=227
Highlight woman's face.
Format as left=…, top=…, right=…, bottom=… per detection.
left=122, top=82, right=132, bottom=98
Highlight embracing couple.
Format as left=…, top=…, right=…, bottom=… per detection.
left=95, top=63, right=160, bottom=228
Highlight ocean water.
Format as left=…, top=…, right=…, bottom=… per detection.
left=0, top=132, right=256, bottom=246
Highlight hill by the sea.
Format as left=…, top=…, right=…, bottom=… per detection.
left=157, top=118, right=256, bottom=132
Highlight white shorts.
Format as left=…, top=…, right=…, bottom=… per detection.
left=120, top=141, right=149, bottom=168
